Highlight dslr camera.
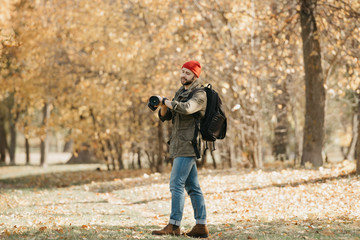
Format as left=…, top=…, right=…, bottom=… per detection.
left=147, top=96, right=160, bottom=111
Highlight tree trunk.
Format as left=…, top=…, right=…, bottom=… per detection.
left=114, top=137, right=124, bottom=170
left=117, top=151, right=124, bottom=170
left=0, top=111, right=7, bottom=164
left=197, top=141, right=207, bottom=168
left=25, top=137, right=30, bottom=165
left=137, top=148, right=142, bottom=169
left=131, top=152, right=135, bottom=169
left=145, top=150, right=154, bottom=172
left=209, top=143, right=217, bottom=169
left=100, top=141, right=110, bottom=171
left=151, top=152, right=156, bottom=173
left=356, top=91, right=360, bottom=175
left=342, top=113, right=357, bottom=160
left=290, top=100, right=301, bottom=166
left=106, top=140, right=116, bottom=170
left=273, top=82, right=289, bottom=161
left=40, top=102, right=50, bottom=167
left=63, top=139, right=73, bottom=152
left=300, top=0, right=325, bottom=167
left=200, top=151, right=206, bottom=168
left=199, top=141, right=207, bottom=168
left=89, top=108, right=110, bottom=170
left=254, top=124, right=263, bottom=168
left=156, top=123, right=163, bottom=173
left=6, top=93, right=17, bottom=165
left=9, top=119, right=16, bottom=165
left=24, top=122, right=30, bottom=165
left=228, top=144, right=233, bottom=168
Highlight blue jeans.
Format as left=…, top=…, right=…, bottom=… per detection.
left=169, top=157, right=207, bottom=226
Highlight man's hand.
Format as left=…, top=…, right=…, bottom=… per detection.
left=156, top=96, right=163, bottom=105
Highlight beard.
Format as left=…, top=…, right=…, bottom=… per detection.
left=181, top=77, right=195, bottom=86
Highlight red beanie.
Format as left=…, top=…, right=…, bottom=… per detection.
left=182, top=60, right=201, bottom=78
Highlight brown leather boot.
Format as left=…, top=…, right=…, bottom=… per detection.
left=184, top=224, right=209, bottom=238
left=152, top=224, right=180, bottom=236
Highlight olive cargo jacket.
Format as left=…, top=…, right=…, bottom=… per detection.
left=158, top=80, right=207, bottom=158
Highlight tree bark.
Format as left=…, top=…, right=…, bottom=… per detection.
left=114, top=135, right=124, bottom=170
left=40, top=102, right=50, bottom=167
left=117, top=148, right=124, bottom=170
left=156, top=123, right=163, bottom=173
left=106, top=140, right=116, bottom=170
left=273, top=82, right=289, bottom=161
left=300, top=0, right=325, bottom=167
left=25, top=137, right=30, bottom=165
left=254, top=123, right=263, bottom=168
left=341, top=113, right=357, bottom=160
left=137, top=148, right=142, bottom=169
left=145, top=150, right=154, bottom=172
left=208, top=143, right=217, bottom=169
left=89, top=108, right=110, bottom=170
left=228, top=144, right=233, bottom=168
left=356, top=91, right=360, bottom=175
left=197, top=141, right=207, bottom=168
left=63, top=140, right=73, bottom=152
left=0, top=108, right=7, bottom=164
left=100, top=141, right=110, bottom=171
left=9, top=119, right=16, bottom=165
left=7, top=93, right=17, bottom=165
left=198, top=141, right=207, bottom=168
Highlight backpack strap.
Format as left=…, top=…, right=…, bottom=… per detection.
left=188, top=86, right=207, bottom=159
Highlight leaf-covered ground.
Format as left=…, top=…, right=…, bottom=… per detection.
left=0, top=161, right=359, bottom=239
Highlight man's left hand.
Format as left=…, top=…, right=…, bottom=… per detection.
left=156, top=96, right=163, bottom=104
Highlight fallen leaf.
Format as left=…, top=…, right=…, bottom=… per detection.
left=322, top=229, right=334, bottom=236
left=3, top=229, right=11, bottom=236
left=248, top=236, right=258, bottom=240
left=39, top=226, right=47, bottom=232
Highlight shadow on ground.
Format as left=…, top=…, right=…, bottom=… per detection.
left=0, top=168, right=152, bottom=189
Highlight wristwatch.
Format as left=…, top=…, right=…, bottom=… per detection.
left=162, top=97, right=168, bottom=105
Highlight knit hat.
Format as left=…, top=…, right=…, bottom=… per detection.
left=182, top=60, right=201, bottom=78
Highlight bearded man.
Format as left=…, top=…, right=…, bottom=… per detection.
left=152, top=60, right=209, bottom=238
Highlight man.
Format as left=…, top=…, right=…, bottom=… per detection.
left=151, top=60, right=209, bottom=238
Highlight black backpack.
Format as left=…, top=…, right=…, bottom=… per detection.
left=189, top=84, right=227, bottom=158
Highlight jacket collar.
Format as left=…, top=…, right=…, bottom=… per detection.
left=177, top=79, right=202, bottom=97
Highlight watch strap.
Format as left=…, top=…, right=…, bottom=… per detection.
left=162, top=97, right=168, bottom=105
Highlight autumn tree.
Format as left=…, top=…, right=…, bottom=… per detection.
left=2, top=0, right=359, bottom=172
left=299, top=0, right=326, bottom=167
left=356, top=90, right=360, bottom=174
left=0, top=0, right=19, bottom=165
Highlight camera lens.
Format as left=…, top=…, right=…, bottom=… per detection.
left=148, top=96, right=160, bottom=111
left=149, top=96, right=160, bottom=106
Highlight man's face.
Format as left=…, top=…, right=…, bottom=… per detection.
left=181, top=67, right=196, bottom=86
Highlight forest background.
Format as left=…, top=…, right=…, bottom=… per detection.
left=0, top=0, right=359, bottom=172
left=0, top=0, right=360, bottom=239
